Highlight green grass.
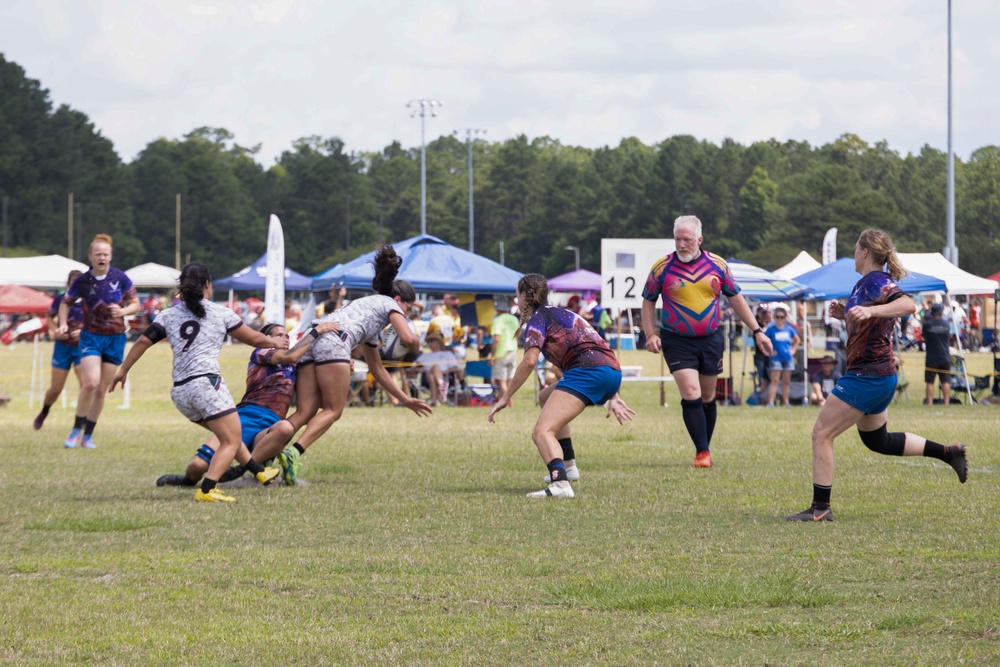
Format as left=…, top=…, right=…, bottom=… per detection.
left=0, top=343, right=997, bottom=665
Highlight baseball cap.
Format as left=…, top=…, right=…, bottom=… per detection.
left=931, top=303, right=944, bottom=316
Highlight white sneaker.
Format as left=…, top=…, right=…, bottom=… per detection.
left=526, top=482, right=575, bottom=499
left=543, top=465, right=580, bottom=484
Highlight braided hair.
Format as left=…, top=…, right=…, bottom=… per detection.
left=178, top=262, right=212, bottom=319
left=516, top=273, right=549, bottom=328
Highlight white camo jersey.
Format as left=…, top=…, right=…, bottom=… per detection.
left=148, top=300, right=243, bottom=383
left=305, top=294, right=403, bottom=363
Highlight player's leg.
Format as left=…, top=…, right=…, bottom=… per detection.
left=64, top=354, right=102, bottom=448
left=79, top=360, right=118, bottom=449
left=527, top=388, right=587, bottom=499
left=35, top=365, right=69, bottom=430
left=857, top=410, right=966, bottom=483
left=295, top=361, right=351, bottom=450
left=196, top=412, right=245, bottom=502
left=539, top=382, right=579, bottom=482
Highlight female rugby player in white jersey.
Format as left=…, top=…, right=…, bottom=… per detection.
left=110, top=262, right=284, bottom=502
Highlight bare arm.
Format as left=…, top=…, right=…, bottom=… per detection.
left=641, top=299, right=661, bottom=353
left=109, top=293, right=141, bottom=319
left=728, top=293, right=773, bottom=356
left=388, top=311, right=421, bottom=352
left=109, top=335, right=155, bottom=392
left=488, top=346, right=540, bottom=422
left=229, top=323, right=282, bottom=349
left=846, top=295, right=917, bottom=326
left=57, top=298, right=70, bottom=337
left=268, top=321, right=340, bottom=365
left=362, top=344, right=432, bottom=416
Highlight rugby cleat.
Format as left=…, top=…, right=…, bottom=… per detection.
left=81, top=436, right=97, bottom=450
left=693, top=451, right=713, bottom=468
left=786, top=504, right=834, bottom=522
left=63, top=428, right=82, bottom=449
left=156, top=474, right=197, bottom=487
left=947, top=444, right=968, bottom=484
left=255, top=467, right=281, bottom=486
left=526, top=482, right=575, bottom=499
left=195, top=488, right=236, bottom=503
left=33, top=410, right=47, bottom=431
left=277, top=447, right=302, bottom=486
left=544, top=465, right=580, bottom=484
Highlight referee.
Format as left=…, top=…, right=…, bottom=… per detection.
left=641, top=215, right=773, bottom=468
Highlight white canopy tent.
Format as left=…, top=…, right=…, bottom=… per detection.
left=125, top=262, right=180, bottom=289
left=0, top=255, right=89, bottom=289
left=774, top=251, right=821, bottom=280
left=897, top=253, right=999, bottom=295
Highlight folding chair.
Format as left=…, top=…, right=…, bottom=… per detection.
left=893, top=364, right=910, bottom=404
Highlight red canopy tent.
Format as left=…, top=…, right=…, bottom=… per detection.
left=0, top=284, right=54, bottom=314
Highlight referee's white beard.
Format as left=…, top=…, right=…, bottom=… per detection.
left=676, top=248, right=699, bottom=263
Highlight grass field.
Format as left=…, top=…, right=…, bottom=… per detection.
left=1, top=342, right=997, bottom=665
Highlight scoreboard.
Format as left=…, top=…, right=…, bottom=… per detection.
left=600, top=238, right=676, bottom=310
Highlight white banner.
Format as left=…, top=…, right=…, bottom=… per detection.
left=600, top=238, right=676, bottom=309
left=264, top=214, right=285, bottom=325
left=822, top=227, right=838, bottom=265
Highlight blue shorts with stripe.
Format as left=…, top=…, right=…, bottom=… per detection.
left=51, top=341, right=82, bottom=370
left=831, top=372, right=897, bottom=415
left=238, top=403, right=283, bottom=451
left=555, top=366, right=622, bottom=406
left=79, top=330, right=127, bottom=365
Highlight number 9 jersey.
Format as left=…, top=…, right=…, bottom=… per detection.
left=144, top=300, right=244, bottom=384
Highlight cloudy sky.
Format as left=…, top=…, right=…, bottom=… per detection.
left=1, top=0, right=996, bottom=166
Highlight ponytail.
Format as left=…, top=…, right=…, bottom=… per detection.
left=858, top=229, right=909, bottom=282
left=178, top=262, right=211, bottom=318
left=371, top=244, right=402, bottom=296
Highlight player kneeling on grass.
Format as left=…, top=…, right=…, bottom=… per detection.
left=786, top=229, right=967, bottom=522
left=488, top=273, right=635, bottom=499
left=155, top=320, right=339, bottom=489
left=110, top=262, right=286, bottom=503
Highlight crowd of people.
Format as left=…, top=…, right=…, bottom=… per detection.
left=25, top=223, right=972, bottom=516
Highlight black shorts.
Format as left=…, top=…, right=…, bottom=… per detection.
left=925, top=370, right=951, bottom=385
left=661, top=328, right=724, bottom=376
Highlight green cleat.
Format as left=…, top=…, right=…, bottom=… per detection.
left=277, top=447, right=302, bottom=486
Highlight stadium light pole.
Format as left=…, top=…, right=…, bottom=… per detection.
left=407, top=99, right=443, bottom=236
left=565, top=245, right=580, bottom=271
left=944, top=0, right=958, bottom=266
left=454, top=128, right=486, bottom=252
left=2, top=194, right=8, bottom=257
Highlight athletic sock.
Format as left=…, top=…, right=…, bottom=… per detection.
left=703, top=399, right=718, bottom=445
left=245, top=460, right=266, bottom=475
left=812, top=483, right=832, bottom=507
left=83, top=419, right=97, bottom=437
left=293, top=442, right=305, bottom=455
left=681, top=398, right=709, bottom=453
left=557, top=437, right=575, bottom=462
left=546, top=458, right=568, bottom=483
left=40, top=404, right=52, bottom=416
left=201, top=478, right=218, bottom=494
left=922, top=439, right=951, bottom=462
left=74, top=415, right=86, bottom=430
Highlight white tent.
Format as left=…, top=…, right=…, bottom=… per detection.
left=774, top=251, right=821, bottom=280
left=126, top=262, right=180, bottom=289
left=0, top=255, right=89, bottom=289
left=897, top=253, right=999, bottom=295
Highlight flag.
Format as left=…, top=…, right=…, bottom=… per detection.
left=822, top=227, right=838, bottom=265
left=458, top=293, right=496, bottom=328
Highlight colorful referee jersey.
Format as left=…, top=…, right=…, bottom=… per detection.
left=64, top=267, right=137, bottom=336
left=641, top=251, right=740, bottom=337
left=238, top=348, right=297, bottom=418
left=523, top=306, right=620, bottom=372
left=843, top=271, right=904, bottom=377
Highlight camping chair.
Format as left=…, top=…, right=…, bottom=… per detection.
left=945, top=354, right=992, bottom=404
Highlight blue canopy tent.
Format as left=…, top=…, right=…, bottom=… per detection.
left=311, top=235, right=523, bottom=293
left=794, top=258, right=946, bottom=299
left=213, top=254, right=314, bottom=291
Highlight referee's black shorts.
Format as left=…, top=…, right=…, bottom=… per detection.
left=660, top=328, right=724, bottom=376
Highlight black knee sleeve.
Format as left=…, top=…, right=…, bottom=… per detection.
left=858, top=424, right=905, bottom=456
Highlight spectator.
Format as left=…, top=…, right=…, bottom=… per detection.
left=752, top=305, right=771, bottom=396
left=809, top=355, right=842, bottom=407
left=923, top=302, right=951, bottom=405
left=765, top=307, right=801, bottom=407
left=491, top=307, right=521, bottom=402
left=426, top=304, right=455, bottom=346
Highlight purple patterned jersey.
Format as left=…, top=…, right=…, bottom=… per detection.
left=844, top=271, right=904, bottom=376
left=48, top=293, right=84, bottom=346
left=64, top=267, right=137, bottom=335
left=523, top=306, right=620, bottom=372
left=641, top=251, right=740, bottom=337
left=238, top=348, right=297, bottom=418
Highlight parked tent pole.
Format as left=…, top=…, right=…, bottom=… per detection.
left=801, top=300, right=809, bottom=405
left=739, top=328, right=749, bottom=403
left=29, top=334, right=39, bottom=410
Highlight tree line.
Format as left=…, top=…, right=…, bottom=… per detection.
left=2, top=54, right=998, bottom=282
